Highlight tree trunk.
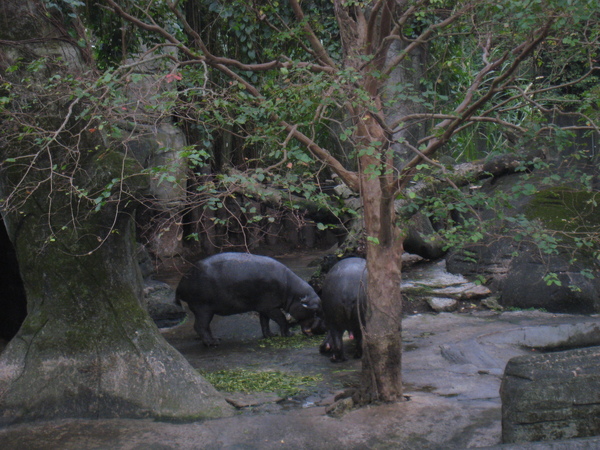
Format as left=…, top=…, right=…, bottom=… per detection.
left=0, top=208, right=232, bottom=423
left=385, top=39, right=428, bottom=166
left=359, top=184, right=404, bottom=403
left=356, top=119, right=404, bottom=403
left=0, top=0, right=233, bottom=423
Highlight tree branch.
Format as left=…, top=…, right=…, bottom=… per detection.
left=104, top=0, right=336, bottom=78
left=288, top=0, right=338, bottom=68
left=279, top=120, right=360, bottom=191
left=396, top=19, right=555, bottom=190
left=382, top=3, right=472, bottom=77
left=224, top=169, right=341, bottom=223
left=103, top=0, right=359, bottom=191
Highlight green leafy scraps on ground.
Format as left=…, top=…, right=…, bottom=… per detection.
left=257, top=333, right=323, bottom=349
left=202, top=369, right=323, bottom=396
left=504, top=306, right=548, bottom=312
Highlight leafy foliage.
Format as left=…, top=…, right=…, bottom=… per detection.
left=201, top=369, right=322, bottom=395
left=4, top=0, right=599, bottom=262
left=2, top=0, right=600, bottom=404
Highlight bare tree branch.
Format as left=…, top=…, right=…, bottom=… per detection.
left=104, top=0, right=336, bottom=78
left=101, top=0, right=362, bottom=188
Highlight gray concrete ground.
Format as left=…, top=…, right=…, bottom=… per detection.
left=1, top=310, right=600, bottom=449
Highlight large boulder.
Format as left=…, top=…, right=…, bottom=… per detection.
left=448, top=236, right=600, bottom=313
left=501, top=346, right=600, bottom=443
left=404, top=212, right=445, bottom=260
left=447, top=172, right=600, bottom=313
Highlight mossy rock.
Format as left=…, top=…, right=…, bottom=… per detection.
left=447, top=179, right=600, bottom=313
left=526, top=187, right=600, bottom=234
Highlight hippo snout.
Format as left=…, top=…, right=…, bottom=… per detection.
left=301, top=316, right=327, bottom=336
left=300, top=294, right=321, bottom=310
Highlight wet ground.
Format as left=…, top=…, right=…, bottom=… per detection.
left=2, top=309, right=600, bottom=449
left=2, top=252, right=600, bottom=448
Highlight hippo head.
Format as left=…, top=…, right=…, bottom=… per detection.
left=287, top=293, right=322, bottom=335
left=299, top=315, right=327, bottom=337
left=300, top=292, right=321, bottom=311
left=288, top=293, right=320, bottom=321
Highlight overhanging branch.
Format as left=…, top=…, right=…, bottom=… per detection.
left=396, top=19, right=555, bottom=190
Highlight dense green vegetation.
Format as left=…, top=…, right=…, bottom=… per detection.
left=1, top=0, right=598, bottom=411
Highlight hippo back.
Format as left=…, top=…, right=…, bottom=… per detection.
left=321, top=257, right=367, bottom=328
left=177, top=253, right=319, bottom=318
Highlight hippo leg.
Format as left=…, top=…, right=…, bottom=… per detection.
left=319, top=332, right=333, bottom=354
left=188, top=304, right=218, bottom=346
left=261, top=308, right=290, bottom=337
left=259, top=313, right=276, bottom=338
left=328, top=329, right=346, bottom=362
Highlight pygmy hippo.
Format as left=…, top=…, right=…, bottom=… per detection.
left=176, top=252, right=321, bottom=346
left=319, top=257, right=367, bottom=362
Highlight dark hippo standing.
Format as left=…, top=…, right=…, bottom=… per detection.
left=176, top=252, right=321, bottom=346
left=319, top=257, right=367, bottom=362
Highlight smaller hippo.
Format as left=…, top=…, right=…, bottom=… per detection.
left=176, top=253, right=321, bottom=346
left=319, top=257, right=367, bottom=362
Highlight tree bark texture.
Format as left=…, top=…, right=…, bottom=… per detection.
left=0, top=208, right=231, bottom=423
left=356, top=119, right=404, bottom=403
left=334, top=1, right=405, bottom=403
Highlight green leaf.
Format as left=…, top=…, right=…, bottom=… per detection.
left=366, top=236, right=380, bottom=245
